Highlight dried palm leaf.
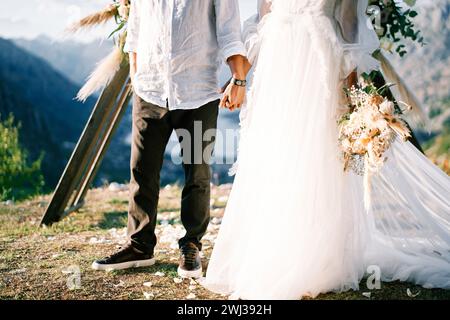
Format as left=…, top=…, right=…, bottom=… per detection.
left=376, top=51, right=428, bottom=127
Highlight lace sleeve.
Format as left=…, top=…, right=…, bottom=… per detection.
left=243, top=0, right=272, bottom=65
left=335, top=0, right=380, bottom=78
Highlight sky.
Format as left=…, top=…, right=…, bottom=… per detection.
left=0, top=0, right=256, bottom=42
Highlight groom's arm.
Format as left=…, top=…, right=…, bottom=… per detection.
left=222, top=55, right=251, bottom=110
left=214, top=0, right=248, bottom=110
left=123, top=0, right=140, bottom=85
left=219, top=57, right=252, bottom=100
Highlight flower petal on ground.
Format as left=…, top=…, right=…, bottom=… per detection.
left=186, top=293, right=196, bottom=300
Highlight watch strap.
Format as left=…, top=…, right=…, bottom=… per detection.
left=231, top=77, right=247, bottom=87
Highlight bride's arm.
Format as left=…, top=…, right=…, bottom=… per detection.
left=259, top=0, right=272, bottom=19
left=335, top=0, right=358, bottom=86
left=244, top=0, right=272, bottom=66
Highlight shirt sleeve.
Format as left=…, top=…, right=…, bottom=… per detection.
left=214, top=0, right=246, bottom=63
left=123, top=0, right=140, bottom=53
left=243, top=0, right=272, bottom=65
left=334, top=0, right=380, bottom=78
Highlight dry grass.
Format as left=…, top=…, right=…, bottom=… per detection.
left=66, top=4, right=117, bottom=34
left=0, top=184, right=449, bottom=300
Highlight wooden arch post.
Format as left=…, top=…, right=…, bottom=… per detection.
left=40, top=62, right=131, bottom=226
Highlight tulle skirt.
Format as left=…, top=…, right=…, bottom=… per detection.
left=203, top=12, right=450, bottom=299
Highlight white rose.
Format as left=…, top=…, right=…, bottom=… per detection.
left=379, top=100, right=395, bottom=115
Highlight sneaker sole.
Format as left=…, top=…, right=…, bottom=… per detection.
left=177, top=266, right=203, bottom=279
left=92, top=258, right=156, bottom=271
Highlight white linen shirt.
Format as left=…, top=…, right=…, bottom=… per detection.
left=124, top=0, right=246, bottom=110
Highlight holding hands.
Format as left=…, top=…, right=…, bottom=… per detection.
left=220, top=77, right=247, bottom=111
left=220, top=55, right=252, bottom=111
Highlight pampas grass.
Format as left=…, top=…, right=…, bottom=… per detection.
left=67, top=4, right=117, bottom=33
left=69, top=1, right=131, bottom=101
left=76, top=45, right=124, bottom=102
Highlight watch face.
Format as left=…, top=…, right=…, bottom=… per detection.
left=233, top=79, right=246, bottom=86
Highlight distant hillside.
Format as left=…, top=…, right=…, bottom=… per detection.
left=13, top=36, right=113, bottom=85
left=384, top=0, right=450, bottom=167
left=0, top=37, right=94, bottom=188
left=398, top=0, right=449, bottom=104
left=389, top=0, right=450, bottom=130
left=0, top=37, right=235, bottom=189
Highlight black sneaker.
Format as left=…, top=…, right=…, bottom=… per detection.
left=92, top=245, right=155, bottom=271
left=178, top=242, right=202, bottom=279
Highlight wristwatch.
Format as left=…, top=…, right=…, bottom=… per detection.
left=231, top=77, right=247, bottom=87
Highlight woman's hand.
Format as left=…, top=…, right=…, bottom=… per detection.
left=219, top=78, right=231, bottom=94
left=346, top=70, right=358, bottom=88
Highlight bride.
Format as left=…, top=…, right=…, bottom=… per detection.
left=203, top=0, right=450, bottom=299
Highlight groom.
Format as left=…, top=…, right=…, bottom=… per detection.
left=92, top=0, right=248, bottom=278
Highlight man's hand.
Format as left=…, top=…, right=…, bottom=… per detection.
left=129, top=52, right=137, bottom=86
left=220, top=80, right=246, bottom=111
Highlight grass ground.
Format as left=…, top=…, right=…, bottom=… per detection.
left=0, top=184, right=449, bottom=300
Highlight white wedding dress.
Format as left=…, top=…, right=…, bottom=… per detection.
left=203, top=0, right=450, bottom=299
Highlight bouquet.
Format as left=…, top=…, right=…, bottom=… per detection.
left=338, top=81, right=411, bottom=209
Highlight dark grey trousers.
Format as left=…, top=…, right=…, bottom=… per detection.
left=127, top=94, right=219, bottom=254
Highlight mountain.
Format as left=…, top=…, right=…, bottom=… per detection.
left=391, top=0, right=449, bottom=164
left=396, top=0, right=449, bottom=103
left=13, top=36, right=113, bottom=85
left=389, top=0, right=450, bottom=130
left=0, top=37, right=94, bottom=188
